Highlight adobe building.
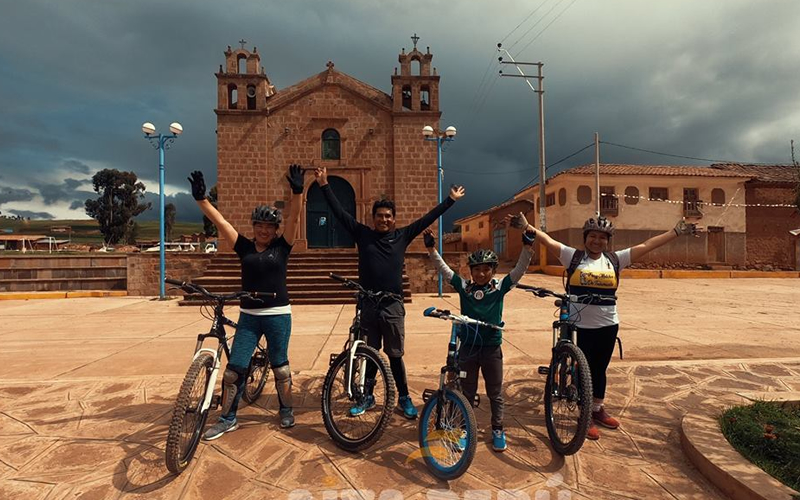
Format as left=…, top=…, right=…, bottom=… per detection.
left=455, top=163, right=799, bottom=270
left=214, top=39, right=443, bottom=252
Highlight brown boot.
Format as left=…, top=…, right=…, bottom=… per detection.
left=592, top=407, right=620, bottom=429
left=587, top=423, right=600, bottom=440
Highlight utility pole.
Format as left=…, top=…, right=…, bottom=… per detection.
left=595, top=132, right=600, bottom=216
left=498, top=43, right=547, bottom=266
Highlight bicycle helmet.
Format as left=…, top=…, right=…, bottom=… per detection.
left=582, top=215, right=614, bottom=238
left=468, top=249, right=499, bottom=268
left=251, top=205, right=282, bottom=225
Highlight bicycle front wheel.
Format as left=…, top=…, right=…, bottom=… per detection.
left=165, top=352, right=214, bottom=474
left=418, top=389, right=477, bottom=480
left=321, top=345, right=396, bottom=452
left=543, top=342, right=593, bottom=455
left=243, top=337, right=269, bottom=404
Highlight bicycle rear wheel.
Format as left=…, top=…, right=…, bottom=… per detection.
left=243, top=337, right=269, bottom=404
left=543, top=342, right=593, bottom=455
left=321, top=345, right=396, bottom=452
left=418, top=388, right=477, bottom=480
left=165, top=352, right=214, bottom=474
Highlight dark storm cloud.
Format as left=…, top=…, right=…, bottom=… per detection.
left=6, top=209, right=55, bottom=220
left=0, top=187, right=35, bottom=204
left=34, top=178, right=94, bottom=206
left=135, top=192, right=203, bottom=224
left=0, top=0, right=798, bottom=226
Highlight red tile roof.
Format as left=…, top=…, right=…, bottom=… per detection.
left=709, top=163, right=797, bottom=183
left=552, top=164, right=753, bottom=179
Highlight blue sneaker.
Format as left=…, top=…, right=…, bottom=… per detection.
left=398, top=395, right=418, bottom=420
left=203, top=418, right=238, bottom=441
left=455, top=429, right=467, bottom=452
left=349, top=394, right=376, bottom=417
left=492, top=429, right=507, bottom=452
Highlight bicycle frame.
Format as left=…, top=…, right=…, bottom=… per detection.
left=192, top=301, right=238, bottom=414
left=343, top=296, right=368, bottom=399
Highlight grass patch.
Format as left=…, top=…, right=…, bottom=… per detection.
left=0, top=219, right=203, bottom=245
left=720, top=400, right=800, bottom=493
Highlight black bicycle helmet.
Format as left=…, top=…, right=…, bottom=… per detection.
left=251, top=205, right=282, bottom=225
left=582, top=215, right=614, bottom=238
left=468, top=249, right=499, bottom=268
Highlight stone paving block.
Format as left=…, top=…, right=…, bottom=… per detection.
left=0, top=478, right=54, bottom=500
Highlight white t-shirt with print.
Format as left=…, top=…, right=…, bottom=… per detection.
left=558, top=245, right=632, bottom=329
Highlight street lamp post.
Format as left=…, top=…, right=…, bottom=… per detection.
left=423, top=125, right=457, bottom=297
left=142, top=121, right=183, bottom=299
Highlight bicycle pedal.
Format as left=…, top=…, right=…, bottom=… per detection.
left=473, top=394, right=481, bottom=408
left=329, top=353, right=338, bottom=366
left=537, top=366, right=550, bottom=375
left=210, top=394, right=221, bottom=410
left=422, top=389, right=435, bottom=403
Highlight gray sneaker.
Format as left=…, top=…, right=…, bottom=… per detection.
left=279, top=408, right=295, bottom=429
left=203, top=418, right=238, bottom=441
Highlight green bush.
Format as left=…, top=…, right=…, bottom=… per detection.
left=720, top=400, right=800, bottom=493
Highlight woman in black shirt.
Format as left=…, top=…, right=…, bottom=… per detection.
left=188, top=165, right=304, bottom=440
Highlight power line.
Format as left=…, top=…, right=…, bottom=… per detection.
left=599, top=140, right=786, bottom=166
left=499, top=0, right=551, bottom=45
left=506, top=0, right=566, bottom=52
left=514, top=0, right=580, bottom=57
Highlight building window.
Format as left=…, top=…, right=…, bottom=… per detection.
left=238, top=54, right=247, bottom=74
left=577, top=185, right=592, bottom=205
left=558, top=188, right=566, bottom=206
left=420, top=86, right=430, bottom=110
left=624, top=186, right=639, bottom=205
left=600, top=186, right=618, bottom=216
left=321, top=129, right=341, bottom=160
left=246, top=85, right=256, bottom=110
left=493, top=227, right=506, bottom=257
left=546, top=192, right=556, bottom=207
left=683, top=188, right=702, bottom=217
left=227, top=84, right=238, bottom=110
left=649, top=187, right=669, bottom=201
left=711, top=188, right=726, bottom=206
left=465, top=224, right=470, bottom=233
left=402, top=85, right=412, bottom=110
left=478, top=221, right=484, bottom=229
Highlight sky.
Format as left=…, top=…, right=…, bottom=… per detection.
left=0, top=0, right=798, bottom=228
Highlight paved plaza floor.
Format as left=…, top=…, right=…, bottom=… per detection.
left=1, top=276, right=799, bottom=499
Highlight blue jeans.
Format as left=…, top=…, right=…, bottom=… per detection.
left=221, top=312, right=291, bottom=422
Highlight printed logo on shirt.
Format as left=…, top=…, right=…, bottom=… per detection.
left=574, top=269, right=616, bottom=289
left=473, top=289, right=484, bottom=300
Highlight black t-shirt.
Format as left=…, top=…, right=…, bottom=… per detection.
left=234, top=234, right=292, bottom=309
left=321, top=184, right=455, bottom=295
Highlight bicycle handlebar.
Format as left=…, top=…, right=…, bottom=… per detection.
left=164, top=277, right=276, bottom=302
left=516, top=284, right=617, bottom=304
left=328, top=273, right=403, bottom=302
left=423, top=306, right=504, bottom=330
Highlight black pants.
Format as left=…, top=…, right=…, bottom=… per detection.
left=576, top=324, right=619, bottom=400
left=361, top=298, right=409, bottom=397
left=459, top=344, right=504, bottom=429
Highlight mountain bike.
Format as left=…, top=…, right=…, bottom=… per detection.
left=163, top=278, right=275, bottom=474
left=320, top=273, right=397, bottom=452
left=418, top=306, right=502, bottom=480
left=517, top=284, right=615, bottom=455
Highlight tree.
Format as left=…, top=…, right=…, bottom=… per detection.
left=203, top=185, right=218, bottom=237
left=84, top=169, right=150, bottom=245
left=165, top=203, right=176, bottom=241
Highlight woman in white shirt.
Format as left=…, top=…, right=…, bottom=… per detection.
left=510, top=213, right=699, bottom=440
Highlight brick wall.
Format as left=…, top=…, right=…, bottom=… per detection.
left=745, top=183, right=798, bottom=269
left=126, top=254, right=213, bottom=296
left=406, top=252, right=467, bottom=293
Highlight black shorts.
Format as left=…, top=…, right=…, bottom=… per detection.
left=360, top=298, right=405, bottom=358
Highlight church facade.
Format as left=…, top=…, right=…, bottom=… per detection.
left=214, top=39, right=444, bottom=252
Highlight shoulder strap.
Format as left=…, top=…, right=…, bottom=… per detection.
left=604, top=251, right=621, bottom=281
left=563, top=250, right=585, bottom=291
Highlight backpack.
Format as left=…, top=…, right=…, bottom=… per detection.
left=563, top=250, right=620, bottom=293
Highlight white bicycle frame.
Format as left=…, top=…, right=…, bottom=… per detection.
left=191, top=322, right=234, bottom=414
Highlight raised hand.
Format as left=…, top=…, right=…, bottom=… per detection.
left=188, top=171, right=206, bottom=201
left=287, top=164, right=305, bottom=194
left=673, top=218, right=703, bottom=237
left=423, top=228, right=436, bottom=248
left=506, top=212, right=529, bottom=230
left=448, top=184, right=466, bottom=201
left=314, top=167, right=328, bottom=186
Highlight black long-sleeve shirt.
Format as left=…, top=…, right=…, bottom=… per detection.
left=321, top=184, right=455, bottom=295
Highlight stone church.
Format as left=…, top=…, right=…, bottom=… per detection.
left=214, top=38, right=444, bottom=252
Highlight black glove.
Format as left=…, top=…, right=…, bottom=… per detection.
left=286, top=164, right=305, bottom=194
left=423, top=231, right=436, bottom=248
left=188, top=171, right=206, bottom=201
left=522, top=230, right=536, bottom=246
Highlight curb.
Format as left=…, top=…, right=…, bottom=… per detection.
left=0, top=290, right=128, bottom=300
left=680, top=392, right=800, bottom=500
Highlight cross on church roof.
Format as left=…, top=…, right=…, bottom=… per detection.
left=239, top=39, right=247, bottom=49
left=411, top=33, right=420, bottom=49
